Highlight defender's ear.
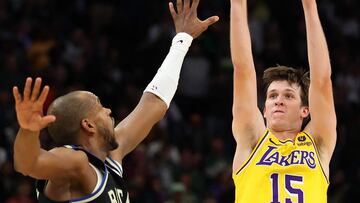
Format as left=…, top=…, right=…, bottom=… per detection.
left=81, top=119, right=96, bottom=134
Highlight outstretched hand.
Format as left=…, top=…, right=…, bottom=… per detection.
left=169, top=0, right=219, bottom=38
left=13, top=77, right=56, bottom=132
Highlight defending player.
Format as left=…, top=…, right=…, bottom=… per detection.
left=12, top=0, right=219, bottom=202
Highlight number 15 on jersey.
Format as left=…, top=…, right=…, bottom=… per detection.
left=270, top=173, right=304, bottom=203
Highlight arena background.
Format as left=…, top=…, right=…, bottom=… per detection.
left=0, top=0, right=359, bottom=202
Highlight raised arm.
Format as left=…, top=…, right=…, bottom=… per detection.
left=13, top=78, right=91, bottom=180
left=302, top=0, right=336, bottom=168
left=111, top=0, right=219, bottom=161
left=230, top=0, right=266, bottom=171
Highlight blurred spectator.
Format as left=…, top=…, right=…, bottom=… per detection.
left=5, top=179, right=35, bottom=203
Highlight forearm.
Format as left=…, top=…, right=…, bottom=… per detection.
left=303, top=1, right=332, bottom=82
left=230, top=0, right=258, bottom=110
left=230, top=0, right=255, bottom=71
left=113, top=33, right=193, bottom=160
left=144, top=32, right=193, bottom=107
left=14, top=128, right=41, bottom=175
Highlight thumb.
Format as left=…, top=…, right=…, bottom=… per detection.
left=40, top=115, right=56, bottom=127
left=203, top=16, right=219, bottom=27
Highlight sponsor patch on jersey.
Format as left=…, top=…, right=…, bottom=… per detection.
left=296, top=135, right=312, bottom=146
left=298, top=135, right=306, bottom=142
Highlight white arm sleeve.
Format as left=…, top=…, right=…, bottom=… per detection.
left=144, top=32, right=193, bottom=108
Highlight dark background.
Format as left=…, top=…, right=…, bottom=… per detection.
left=0, top=0, right=359, bottom=202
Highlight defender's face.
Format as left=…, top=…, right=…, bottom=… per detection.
left=91, top=95, right=118, bottom=151
left=264, top=81, right=309, bottom=131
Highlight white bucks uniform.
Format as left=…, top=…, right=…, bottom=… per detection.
left=36, top=145, right=130, bottom=203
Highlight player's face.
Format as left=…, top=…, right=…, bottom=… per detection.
left=92, top=96, right=118, bottom=151
left=264, top=80, right=309, bottom=131
left=98, top=126, right=118, bottom=151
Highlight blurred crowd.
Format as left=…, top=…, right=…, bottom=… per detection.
left=0, top=0, right=359, bottom=202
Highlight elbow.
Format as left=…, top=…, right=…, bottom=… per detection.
left=311, top=65, right=332, bottom=81
left=319, top=69, right=332, bottom=81
left=13, top=161, right=21, bottom=173
left=13, top=153, right=37, bottom=177
left=13, top=153, right=24, bottom=174
left=159, top=101, right=168, bottom=119
left=150, top=99, right=167, bottom=122
left=142, top=92, right=168, bottom=118
left=311, top=76, right=333, bottom=88
left=13, top=161, right=31, bottom=176
left=232, top=61, right=255, bottom=76
left=156, top=107, right=167, bottom=122
left=231, top=60, right=244, bottom=70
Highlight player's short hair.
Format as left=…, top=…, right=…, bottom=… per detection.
left=263, top=65, right=310, bottom=106
left=47, top=91, right=96, bottom=145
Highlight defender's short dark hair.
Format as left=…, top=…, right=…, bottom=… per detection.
left=47, top=91, right=96, bottom=145
left=263, top=65, right=310, bottom=106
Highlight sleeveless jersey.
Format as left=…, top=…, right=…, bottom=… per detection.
left=233, top=129, right=329, bottom=203
left=36, top=145, right=130, bottom=203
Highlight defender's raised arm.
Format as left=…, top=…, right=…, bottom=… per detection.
left=111, top=0, right=219, bottom=161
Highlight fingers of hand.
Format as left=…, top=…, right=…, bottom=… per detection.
left=190, top=0, right=199, bottom=13
left=176, top=0, right=183, bottom=14
left=18, top=77, right=48, bottom=105
left=169, top=2, right=177, bottom=19
left=13, top=86, right=21, bottom=104
left=38, top=85, right=50, bottom=106
left=31, top=77, right=42, bottom=101
left=42, top=115, right=56, bottom=126
left=204, top=16, right=219, bottom=27
left=184, top=0, right=190, bottom=13
left=23, top=77, right=32, bottom=101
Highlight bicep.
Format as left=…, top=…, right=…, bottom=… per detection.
left=308, top=80, right=337, bottom=157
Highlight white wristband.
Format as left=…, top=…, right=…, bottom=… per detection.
left=144, top=32, right=193, bottom=108
left=171, top=32, right=193, bottom=53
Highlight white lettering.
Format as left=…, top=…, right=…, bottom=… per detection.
left=116, top=188, right=123, bottom=201
left=108, top=188, right=124, bottom=203
left=108, top=190, right=118, bottom=203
